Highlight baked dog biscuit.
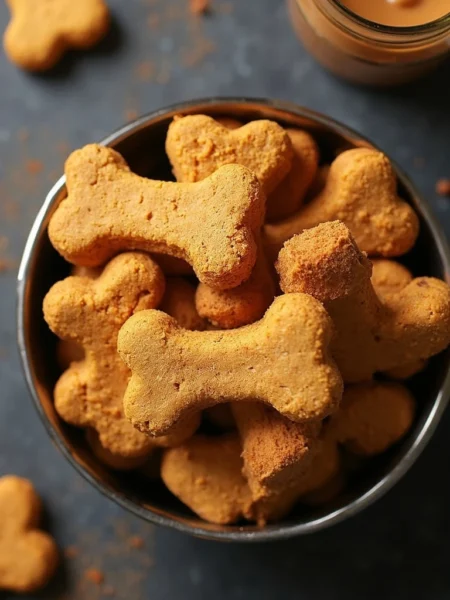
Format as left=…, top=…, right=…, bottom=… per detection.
left=4, top=0, right=109, bottom=71
left=215, top=117, right=243, bottom=130
left=276, top=221, right=450, bottom=382
left=166, top=115, right=293, bottom=195
left=48, top=144, right=264, bottom=290
left=161, top=434, right=253, bottom=525
left=44, top=252, right=199, bottom=457
left=232, top=402, right=321, bottom=500
left=118, top=293, right=343, bottom=436
left=160, top=277, right=207, bottom=331
left=195, top=246, right=275, bottom=329
left=0, top=476, right=59, bottom=593
left=266, top=129, right=319, bottom=222
left=265, top=148, right=419, bottom=259
left=86, top=429, right=149, bottom=471
left=327, top=382, right=415, bottom=456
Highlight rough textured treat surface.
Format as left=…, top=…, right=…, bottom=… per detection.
left=118, top=293, right=343, bottom=436
left=48, top=144, right=264, bottom=290
left=166, top=114, right=293, bottom=194
left=3, top=0, right=109, bottom=71
left=0, top=476, right=59, bottom=593
left=160, top=277, right=207, bottom=331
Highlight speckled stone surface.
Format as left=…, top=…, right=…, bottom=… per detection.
left=0, top=1, right=450, bottom=598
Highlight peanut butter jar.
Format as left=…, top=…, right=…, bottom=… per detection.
left=288, top=0, right=450, bottom=86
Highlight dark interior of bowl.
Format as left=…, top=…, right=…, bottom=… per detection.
left=20, top=100, right=450, bottom=538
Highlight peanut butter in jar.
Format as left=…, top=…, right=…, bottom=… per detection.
left=288, top=0, right=450, bottom=86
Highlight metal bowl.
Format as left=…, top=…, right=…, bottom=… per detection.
left=17, top=98, right=450, bottom=542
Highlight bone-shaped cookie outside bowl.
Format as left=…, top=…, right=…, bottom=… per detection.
left=48, top=144, right=264, bottom=290
left=117, top=293, right=344, bottom=437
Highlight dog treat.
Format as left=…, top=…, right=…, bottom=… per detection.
left=44, top=252, right=199, bottom=457
left=384, top=359, right=427, bottom=380
left=266, top=129, right=319, bottom=222
left=160, top=277, right=207, bottom=331
left=85, top=429, right=149, bottom=471
left=3, top=0, right=109, bottom=71
left=204, top=404, right=236, bottom=431
left=300, top=471, right=345, bottom=507
left=118, top=293, right=343, bottom=436
left=276, top=221, right=450, bottom=381
left=215, top=117, right=243, bottom=130
left=328, top=382, right=415, bottom=456
left=232, top=402, right=321, bottom=500
left=166, top=114, right=293, bottom=195
left=161, top=434, right=254, bottom=525
left=195, top=246, right=275, bottom=329
left=265, top=148, right=419, bottom=260
left=0, top=476, right=59, bottom=593
left=48, top=144, right=264, bottom=290
left=152, top=254, right=194, bottom=277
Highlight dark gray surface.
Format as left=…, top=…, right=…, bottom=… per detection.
left=1, top=0, right=450, bottom=598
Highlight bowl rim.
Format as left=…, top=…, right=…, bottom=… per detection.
left=17, top=96, right=450, bottom=542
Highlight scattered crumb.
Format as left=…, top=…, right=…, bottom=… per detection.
left=436, top=178, right=450, bottom=197
left=181, top=37, right=216, bottom=68
left=25, top=159, right=43, bottom=175
left=124, top=109, right=139, bottom=122
left=128, top=535, right=144, bottom=549
left=102, top=585, right=116, bottom=596
left=0, top=236, right=16, bottom=273
left=135, top=61, right=155, bottom=82
left=64, top=545, right=78, bottom=559
left=190, top=0, right=209, bottom=15
left=413, top=157, right=425, bottom=169
left=85, top=568, right=105, bottom=585
left=17, top=127, right=29, bottom=142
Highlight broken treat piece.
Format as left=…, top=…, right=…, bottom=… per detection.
left=0, top=476, right=59, bottom=593
left=265, top=148, right=419, bottom=260
left=86, top=429, right=149, bottom=471
left=48, top=144, right=264, bottom=290
left=436, top=178, right=450, bottom=197
left=232, top=402, right=321, bottom=501
left=327, top=382, right=415, bottom=456
left=266, top=129, right=319, bottom=222
left=195, top=246, right=275, bottom=329
left=118, top=293, right=343, bottom=436
left=166, top=114, right=293, bottom=195
left=276, top=221, right=450, bottom=382
left=4, top=0, right=109, bottom=71
left=161, top=434, right=253, bottom=525
left=44, top=252, right=199, bottom=458
left=160, top=277, right=207, bottom=331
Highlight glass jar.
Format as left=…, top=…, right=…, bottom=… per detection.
left=288, top=0, right=450, bottom=86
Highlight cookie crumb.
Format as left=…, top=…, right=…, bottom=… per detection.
left=128, top=535, right=144, bottom=549
left=64, top=545, right=78, bottom=559
left=135, top=61, right=155, bottom=82
left=190, top=0, right=209, bottom=15
left=436, top=178, right=450, bottom=197
left=85, top=568, right=105, bottom=585
left=124, top=109, right=139, bottom=122
left=26, top=159, right=43, bottom=175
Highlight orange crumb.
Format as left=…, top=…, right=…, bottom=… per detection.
left=128, top=535, right=144, bottom=549
left=135, top=61, right=155, bottom=82
left=64, top=545, right=78, bottom=559
left=85, top=568, right=105, bottom=585
left=124, top=109, right=139, bottom=122
left=17, top=127, right=29, bottom=142
left=190, top=0, right=209, bottom=14
left=436, top=178, right=450, bottom=197
left=26, top=159, right=43, bottom=175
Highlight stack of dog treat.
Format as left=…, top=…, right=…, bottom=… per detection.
left=43, top=115, right=450, bottom=526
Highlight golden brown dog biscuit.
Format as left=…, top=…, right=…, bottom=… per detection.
left=266, top=129, right=319, bottom=222
left=160, top=277, right=206, bottom=331
left=161, top=434, right=254, bottom=525
left=44, top=252, right=199, bottom=457
left=232, top=402, right=321, bottom=501
left=152, top=254, right=194, bottom=277
left=276, top=221, right=450, bottom=382
left=215, top=117, right=243, bottom=130
left=327, top=382, right=415, bottom=456
left=3, top=0, right=109, bottom=71
left=195, top=246, right=275, bottom=329
left=118, top=293, right=343, bottom=436
left=265, top=148, right=419, bottom=259
left=166, top=114, right=293, bottom=195
left=0, top=476, right=59, bottom=593
left=48, top=144, right=264, bottom=290
left=86, top=429, right=149, bottom=471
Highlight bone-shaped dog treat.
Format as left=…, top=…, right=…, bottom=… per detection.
left=276, top=221, right=450, bottom=382
left=48, top=144, right=264, bottom=290
left=118, top=293, right=343, bottom=436
left=265, top=148, right=419, bottom=259
left=160, top=277, right=207, bottom=331
left=327, top=382, right=415, bottom=456
left=161, top=434, right=254, bottom=525
left=0, top=476, right=59, bottom=593
left=266, top=129, right=319, bottom=222
left=195, top=246, right=275, bottom=329
left=165, top=114, right=293, bottom=195
left=44, top=252, right=199, bottom=457
left=3, top=0, right=109, bottom=71
left=232, top=402, right=321, bottom=501
left=85, top=429, right=149, bottom=472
